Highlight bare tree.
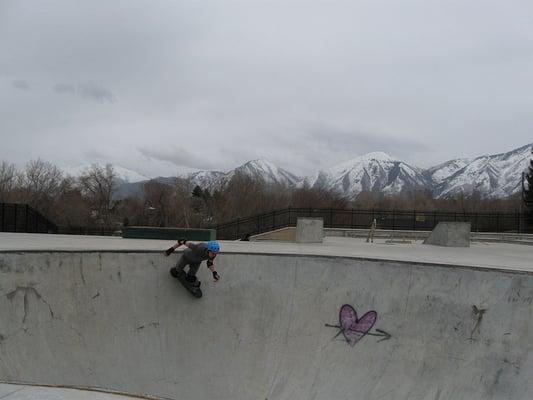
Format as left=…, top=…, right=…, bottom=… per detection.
left=0, top=161, right=17, bottom=202
left=52, top=180, right=91, bottom=228
left=172, top=177, right=195, bottom=228
left=218, top=172, right=270, bottom=221
left=78, top=163, right=117, bottom=229
left=142, top=180, right=174, bottom=226
left=18, top=159, right=65, bottom=215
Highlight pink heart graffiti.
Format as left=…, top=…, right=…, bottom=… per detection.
left=339, top=304, right=377, bottom=346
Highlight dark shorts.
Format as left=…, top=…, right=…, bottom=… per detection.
left=175, top=254, right=200, bottom=276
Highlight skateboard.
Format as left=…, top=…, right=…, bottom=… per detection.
left=170, top=268, right=202, bottom=298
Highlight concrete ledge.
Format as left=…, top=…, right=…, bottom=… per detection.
left=424, top=222, right=471, bottom=247
left=325, top=228, right=430, bottom=240
left=296, top=218, right=323, bottom=243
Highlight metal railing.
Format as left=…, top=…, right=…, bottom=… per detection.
left=213, top=208, right=533, bottom=240
left=0, top=203, right=58, bottom=233
left=3, top=204, right=530, bottom=239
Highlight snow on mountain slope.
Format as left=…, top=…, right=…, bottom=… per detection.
left=182, top=159, right=301, bottom=192
left=425, top=159, right=472, bottom=185
left=63, top=164, right=149, bottom=183
left=229, top=159, right=300, bottom=186
left=84, top=144, right=532, bottom=200
left=185, top=170, right=228, bottom=191
left=309, top=152, right=429, bottom=199
left=434, top=144, right=532, bottom=198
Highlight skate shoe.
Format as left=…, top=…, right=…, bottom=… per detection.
left=170, top=267, right=182, bottom=278
left=185, top=274, right=201, bottom=287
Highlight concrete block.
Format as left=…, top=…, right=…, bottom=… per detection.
left=296, top=217, right=323, bottom=243
left=424, top=222, right=471, bottom=247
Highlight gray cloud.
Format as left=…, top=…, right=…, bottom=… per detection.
left=53, top=83, right=76, bottom=94
left=83, top=148, right=110, bottom=161
left=53, top=82, right=114, bottom=103
left=77, top=82, right=115, bottom=103
left=0, top=1, right=532, bottom=178
left=12, top=80, right=29, bottom=90
left=303, top=123, right=429, bottom=165
left=138, top=146, right=218, bottom=171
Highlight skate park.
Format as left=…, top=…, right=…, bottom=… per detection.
left=1, top=220, right=532, bottom=400
left=4, top=1, right=533, bottom=398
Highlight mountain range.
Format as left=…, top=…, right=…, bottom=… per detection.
left=64, top=143, right=532, bottom=200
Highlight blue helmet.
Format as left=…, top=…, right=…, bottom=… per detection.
left=207, top=241, right=220, bottom=253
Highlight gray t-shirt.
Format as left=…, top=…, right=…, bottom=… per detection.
left=183, top=242, right=216, bottom=264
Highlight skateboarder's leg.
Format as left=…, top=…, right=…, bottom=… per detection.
left=185, top=263, right=201, bottom=284
left=187, top=262, right=201, bottom=276
left=170, top=255, right=189, bottom=277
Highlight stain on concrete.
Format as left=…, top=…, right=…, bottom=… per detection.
left=135, top=322, right=160, bottom=332
left=0, top=259, right=11, bottom=273
left=6, top=286, right=55, bottom=324
left=468, top=305, right=486, bottom=341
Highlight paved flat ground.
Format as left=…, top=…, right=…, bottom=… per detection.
left=0, top=232, right=531, bottom=273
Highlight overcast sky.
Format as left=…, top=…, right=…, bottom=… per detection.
left=1, top=0, right=532, bottom=177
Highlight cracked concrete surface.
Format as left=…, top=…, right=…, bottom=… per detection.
left=6, top=286, right=55, bottom=324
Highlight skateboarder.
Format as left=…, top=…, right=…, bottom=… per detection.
left=165, top=239, right=221, bottom=286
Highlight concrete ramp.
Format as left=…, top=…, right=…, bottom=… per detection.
left=424, top=222, right=471, bottom=247
left=1, top=251, right=532, bottom=399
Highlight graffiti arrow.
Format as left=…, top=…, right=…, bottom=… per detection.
left=325, top=324, right=392, bottom=342
left=370, top=329, right=392, bottom=342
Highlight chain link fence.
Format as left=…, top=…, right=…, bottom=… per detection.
left=0, top=203, right=57, bottom=233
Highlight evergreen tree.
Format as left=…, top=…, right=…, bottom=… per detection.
left=191, top=185, right=204, bottom=198
left=523, top=148, right=533, bottom=209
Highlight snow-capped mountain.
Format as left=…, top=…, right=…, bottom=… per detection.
left=109, top=144, right=532, bottom=200
left=182, top=159, right=300, bottom=192
left=308, top=152, right=430, bottom=199
left=184, top=170, right=227, bottom=191
left=229, top=159, right=300, bottom=186
left=113, top=159, right=301, bottom=199
left=63, top=164, right=149, bottom=183
left=425, top=158, right=471, bottom=185
left=433, top=144, right=532, bottom=198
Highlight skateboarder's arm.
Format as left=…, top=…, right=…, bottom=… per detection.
left=207, top=259, right=221, bottom=282
left=174, top=239, right=194, bottom=248
left=164, top=239, right=190, bottom=256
